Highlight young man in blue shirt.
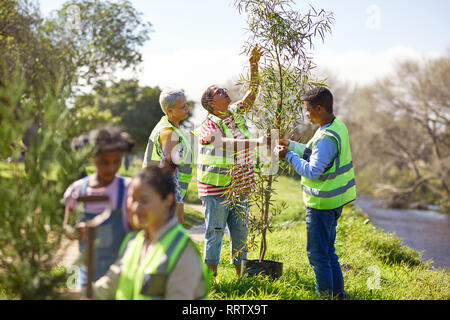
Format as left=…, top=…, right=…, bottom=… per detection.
left=276, top=87, right=356, bottom=300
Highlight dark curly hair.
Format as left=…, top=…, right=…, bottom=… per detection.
left=132, top=165, right=176, bottom=215
left=77, top=127, right=134, bottom=156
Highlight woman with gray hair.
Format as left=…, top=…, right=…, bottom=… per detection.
left=142, top=88, right=193, bottom=224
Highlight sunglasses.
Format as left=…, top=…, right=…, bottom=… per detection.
left=211, top=88, right=228, bottom=98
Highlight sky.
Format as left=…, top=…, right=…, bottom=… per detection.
left=39, top=0, right=450, bottom=124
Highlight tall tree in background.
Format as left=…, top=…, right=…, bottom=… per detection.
left=1, top=0, right=152, bottom=159
left=340, top=56, right=450, bottom=211
left=45, top=0, right=152, bottom=90
left=1, top=0, right=152, bottom=100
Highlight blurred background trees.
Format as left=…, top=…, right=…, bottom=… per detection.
left=328, top=56, right=450, bottom=212
left=72, top=80, right=195, bottom=152
left=0, top=0, right=153, bottom=299
left=226, top=53, right=450, bottom=212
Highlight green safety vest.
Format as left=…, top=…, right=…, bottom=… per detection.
left=300, top=118, right=356, bottom=210
left=193, top=112, right=253, bottom=187
left=115, top=224, right=211, bottom=300
left=143, top=116, right=193, bottom=198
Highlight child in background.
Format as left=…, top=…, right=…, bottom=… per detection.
left=63, top=127, right=134, bottom=289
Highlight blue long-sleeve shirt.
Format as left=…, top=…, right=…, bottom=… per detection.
left=285, top=123, right=338, bottom=181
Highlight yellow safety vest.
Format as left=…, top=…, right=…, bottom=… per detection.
left=115, top=224, right=211, bottom=300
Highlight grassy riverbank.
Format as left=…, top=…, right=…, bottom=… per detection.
left=186, top=175, right=450, bottom=300
left=1, top=162, right=448, bottom=299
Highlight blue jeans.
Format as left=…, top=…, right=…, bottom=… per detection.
left=201, top=195, right=249, bottom=266
left=306, top=206, right=347, bottom=300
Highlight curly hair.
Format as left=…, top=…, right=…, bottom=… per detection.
left=84, top=127, right=134, bottom=156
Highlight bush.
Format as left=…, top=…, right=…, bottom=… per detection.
left=0, top=71, right=88, bottom=299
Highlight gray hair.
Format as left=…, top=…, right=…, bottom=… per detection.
left=159, top=89, right=186, bottom=114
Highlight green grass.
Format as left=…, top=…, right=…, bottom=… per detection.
left=183, top=168, right=202, bottom=204
left=1, top=159, right=137, bottom=180
left=0, top=161, right=25, bottom=179
left=182, top=205, right=204, bottom=230
left=185, top=176, right=450, bottom=300
left=2, top=160, right=449, bottom=300
left=265, top=175, right=305, bottom=223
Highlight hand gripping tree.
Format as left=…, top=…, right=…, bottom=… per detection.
left=228, top=0, right=333, bottom=274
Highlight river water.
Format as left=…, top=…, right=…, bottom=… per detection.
left=354, top=196, right=450, bottom=269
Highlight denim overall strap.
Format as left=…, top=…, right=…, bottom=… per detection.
left=116, top=176, right=124, bottom=210
left=77, top=176, right=127, bottom=288
left=94, top=176, right=127, bottom=280
left=81, top=176, right=90, bottom=207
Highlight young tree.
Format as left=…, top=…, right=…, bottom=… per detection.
left=0, top=69, right=90, bottom=299
left=0, top=0, right=152, bottom=298
left=230, top=0, right=333, bottom=264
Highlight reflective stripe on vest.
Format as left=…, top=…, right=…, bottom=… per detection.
left=143, top=116, right=193, bottom=198
left=300, top=118, right=356, bottom=210
left=196, top=112, right=252, bottom=187
left=115, top=224, right=210, bottom=300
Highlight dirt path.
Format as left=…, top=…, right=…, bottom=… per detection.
left=54, top=238, right=79, bottom=267
left=184, top=203, right=205, bottom=242
left=54, top=203, right=206, bottom=268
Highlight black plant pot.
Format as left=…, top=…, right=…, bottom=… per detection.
left=241, top=259, right=283, bottom=279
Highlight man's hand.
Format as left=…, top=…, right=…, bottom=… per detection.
left=242, top=44, right=263, bottom=111
left=274, top=145, right=290, bottom=159
left=257, top=134, right=272, bottom=147
left=249, top=44, right=263, bottom=66
left=279, top=139, right=290, bottom=147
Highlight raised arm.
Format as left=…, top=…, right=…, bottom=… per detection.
left=241, top=44, right=263, bottom=111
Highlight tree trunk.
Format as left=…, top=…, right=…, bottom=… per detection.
left=259, top=175, right=272, bottom=263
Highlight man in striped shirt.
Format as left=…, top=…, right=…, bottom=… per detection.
left=197, top=100, right=256, bottom=198
left=196, top=45, right=266, bottom=277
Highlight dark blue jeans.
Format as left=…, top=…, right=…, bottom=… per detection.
left=306, top=206, right=347, bottom=300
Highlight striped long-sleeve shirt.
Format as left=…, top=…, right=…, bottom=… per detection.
left=197, top=101, right=255, bottom=198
